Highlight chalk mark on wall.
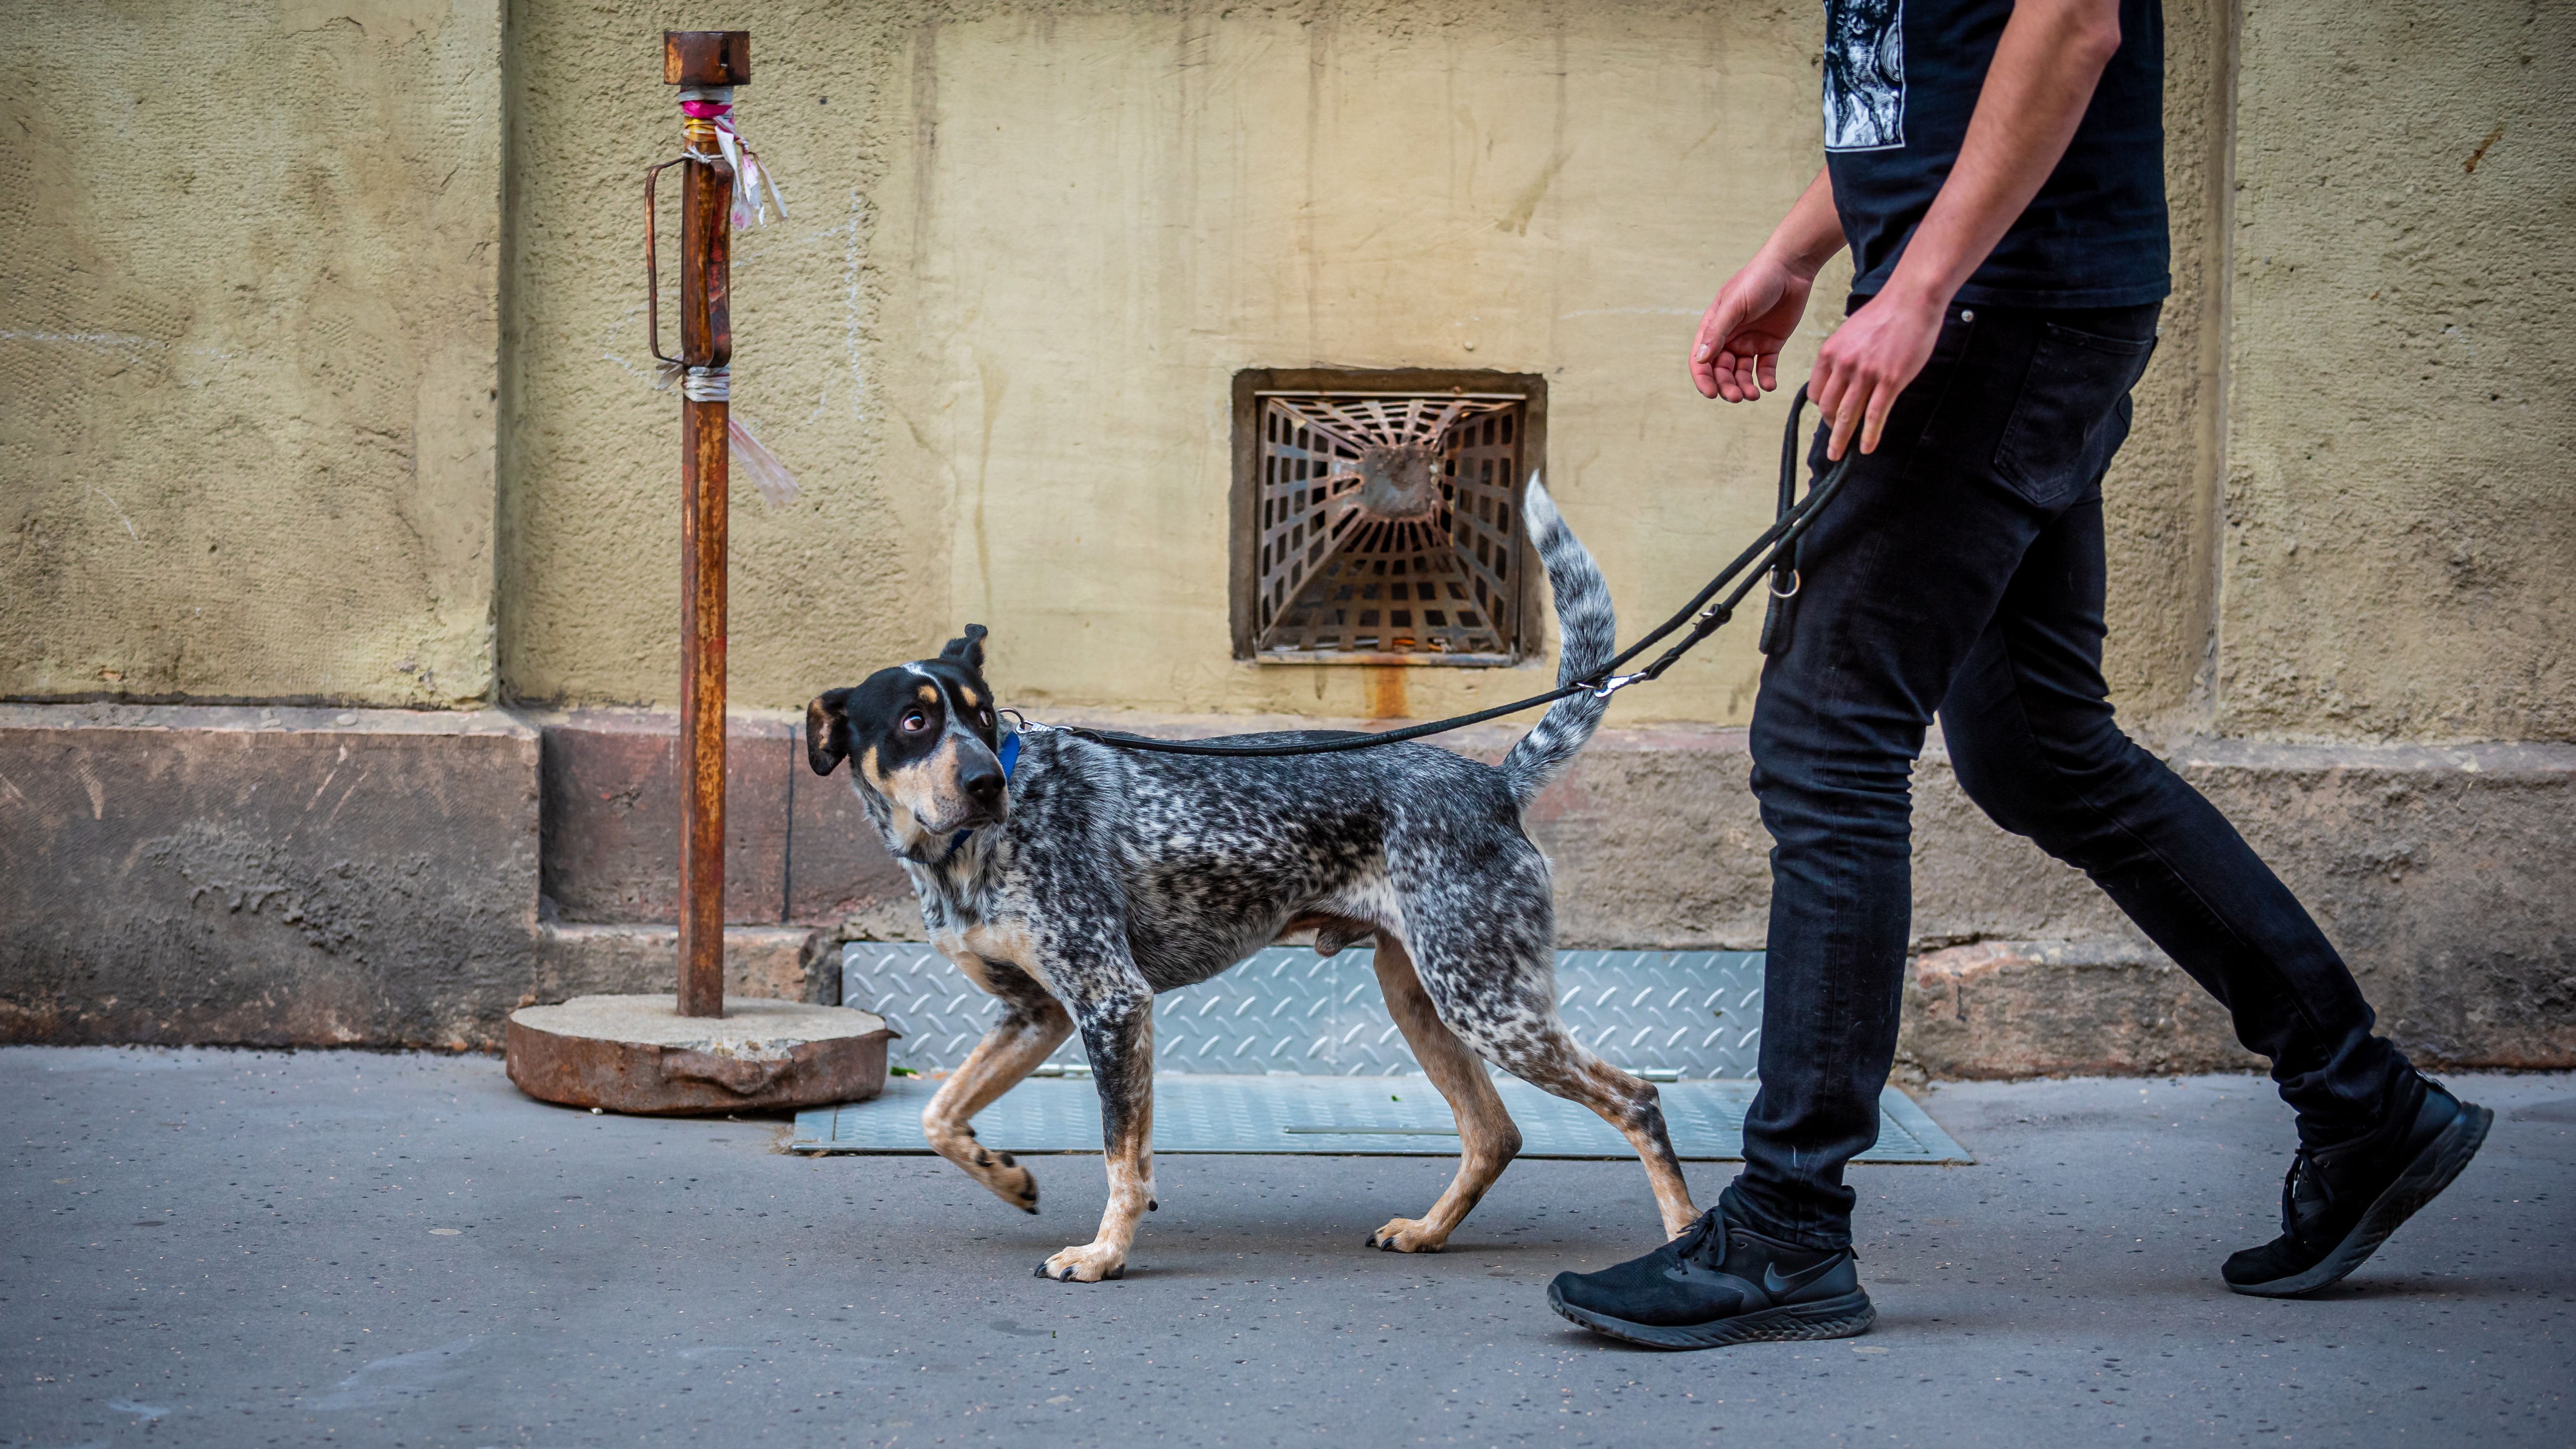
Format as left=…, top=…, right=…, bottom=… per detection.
left=83, top=487, right=141, bottom=542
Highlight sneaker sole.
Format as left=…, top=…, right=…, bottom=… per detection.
left=1545, top=1284, right=1876, bottom=1350
left=2228, top=1100, right=2494, bottom=1299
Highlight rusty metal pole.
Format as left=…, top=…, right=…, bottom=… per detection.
left=497, top=30, right=894, bottom=1116
left=667, top=30, right=747, bottom=1019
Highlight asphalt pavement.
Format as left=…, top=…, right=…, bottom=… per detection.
left=4, top=1046, right=2569, bottom=1448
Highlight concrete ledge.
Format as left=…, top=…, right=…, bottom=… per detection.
left=840, top=710, right=2572, bottom=1067
left=0, top=703, right=540, bottom=1049
left=1898, top=939, right=2265, bottom=1079
left=533, top=923, right=838, bottom=1008
left=538, top=710, right=794, bottom=923
left=531, top=709, right=910, bottom=927
left=2, top=702, right=2567, bottom=1068
left=2159, top=737, right=2576, bottom=1068
left=1517, top=723, right=2575, bottom=1069
left=0, top=705, right=852, bottom=1051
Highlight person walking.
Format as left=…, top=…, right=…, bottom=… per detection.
left=1545, top=0, right=2492, bottom=1350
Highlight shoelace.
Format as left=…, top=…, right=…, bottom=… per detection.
left=1671, top=1210, right=1729, bottom=1268
left=2279, top=1149, right=2336, bottom=1237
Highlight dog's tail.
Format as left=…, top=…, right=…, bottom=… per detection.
left=1500, top=476, right=1615, bottom=809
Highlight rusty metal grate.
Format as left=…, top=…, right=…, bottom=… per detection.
left=1246, top=390, right=1531, bottom=665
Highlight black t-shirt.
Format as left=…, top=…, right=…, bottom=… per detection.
left=1822, top=0, right=2170, bottom=308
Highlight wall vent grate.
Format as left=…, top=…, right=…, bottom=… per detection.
left=1247, top=390, right=1530, bottom=664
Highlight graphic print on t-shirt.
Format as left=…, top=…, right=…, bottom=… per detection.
left=1823, top=0, right=1905, bottom=152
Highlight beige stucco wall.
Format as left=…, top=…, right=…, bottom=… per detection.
left=2219, top=0, right=2575, bottom=742
left=505, top=1, right=1813, bottom=720
left=501, top=0, right=2224, bottom=727
left=2103, top=0, right=2231, bottom=727
left=0, top=0, right=502, bottom=707
left=5, top=0, right=2565, bottom=746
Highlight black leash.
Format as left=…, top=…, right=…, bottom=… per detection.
left=1039, top=385, right=1847, bottom=759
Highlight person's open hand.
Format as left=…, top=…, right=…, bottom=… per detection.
left=1689, top=255, right=1816, bottom=403
left=1810, top=288, right=1946, bottom=459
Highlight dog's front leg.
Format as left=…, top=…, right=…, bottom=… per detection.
left=1040, top=988, right=1155, bottom=1283
left=923, top=991, right=1073, bottom=1213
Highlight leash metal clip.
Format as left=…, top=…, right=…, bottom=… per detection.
left=1590, top=673, right=1645, bottom=700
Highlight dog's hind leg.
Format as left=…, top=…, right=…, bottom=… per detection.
left=922, top=978, right=1073, bottom=1214
left=1483, top=1019, right=1699, bottom=1239
left=1397, top=886, right=1699, bottom=1240
left=1364, top=932, right=1524, bottom=1253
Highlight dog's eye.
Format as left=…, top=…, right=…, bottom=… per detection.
left=899, top=711, right=929, bottom=734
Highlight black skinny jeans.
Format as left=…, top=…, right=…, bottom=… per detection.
left=1725, top=301, right=2416, bottom=1251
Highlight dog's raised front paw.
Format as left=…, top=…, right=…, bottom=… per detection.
left=981, top=1158, right=1040, bottom=1215
left=959, top=1149, right=1039, bottom=1214
left=1366, top=1216, right=1449, bottom=1253
left=1036, top=1242, right=1127, bottom=1283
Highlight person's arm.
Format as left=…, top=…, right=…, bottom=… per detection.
left=1689, top=167, right=1846, bottom=402
left=1811, top=0, right=2124, bottom=458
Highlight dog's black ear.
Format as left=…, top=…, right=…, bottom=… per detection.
left=805, top=687, right=855, bottom=776
left=939, top=624, right=988, bottom=672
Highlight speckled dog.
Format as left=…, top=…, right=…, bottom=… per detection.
left=805, top=479, right=1696, bottom=1282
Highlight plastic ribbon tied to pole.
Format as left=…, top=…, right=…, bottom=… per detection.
left=654, top=361, right=799, bottom=508
left=680, top=98, right=789, bottom=229
left=648, top=92, right=800, bottom=507
left=726, top=406, right=800, bottom=509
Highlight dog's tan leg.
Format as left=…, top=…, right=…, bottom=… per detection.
left=1040, top=994, right=1155, bottom=1283
left=923, top=995, right=1073, bottom=1214
left=1365, top=934, right=1521, bottom=1253
left=1495, top=1033, right=1699, bottom=1239
left=1401, top=929, right=1699, bottom=1241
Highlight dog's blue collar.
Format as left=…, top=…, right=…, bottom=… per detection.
left=938, top=730, right=1019, bottom=864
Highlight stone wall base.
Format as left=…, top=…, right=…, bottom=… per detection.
left=1899, top=940, right=2266, bottom=1080
left=534, top=923, right=838, bottom=1008
left=4, top=704, right=2568, bottom=1069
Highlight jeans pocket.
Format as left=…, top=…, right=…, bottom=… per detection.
left=1993, top=323, right=2158, bottom=508
left=1806, top=305, right=1982, bottom=474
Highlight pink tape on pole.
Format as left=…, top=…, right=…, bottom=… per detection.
left=677, top=98, right=786, bottom=229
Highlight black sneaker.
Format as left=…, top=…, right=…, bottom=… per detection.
left=2223, top=1075, right=2493, bottom=1298
left=1546, top=1205, right=1874, bottom=1350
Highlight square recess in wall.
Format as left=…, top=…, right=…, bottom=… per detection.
left=1230, top=369, right=1547, bottom=666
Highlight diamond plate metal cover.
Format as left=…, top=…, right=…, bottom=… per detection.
left=844, top=943, right=1766, bottom=1079
left=789, top=1076, right=1971, bottom=1165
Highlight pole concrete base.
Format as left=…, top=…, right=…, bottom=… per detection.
left=505, top=995, right=891, bottom=1116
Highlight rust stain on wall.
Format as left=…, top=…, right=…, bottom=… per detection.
left=1363, top=666, right=1407, bottom=721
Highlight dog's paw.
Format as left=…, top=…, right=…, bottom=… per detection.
left=979, top=1158, right=1040, bottom=1215
left=1366, top=1216, right=1449, bottom=1253
left=1036, top=1242, right=1126, bottom=1283
left=956, top=1146, right=1039, bottom=1214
